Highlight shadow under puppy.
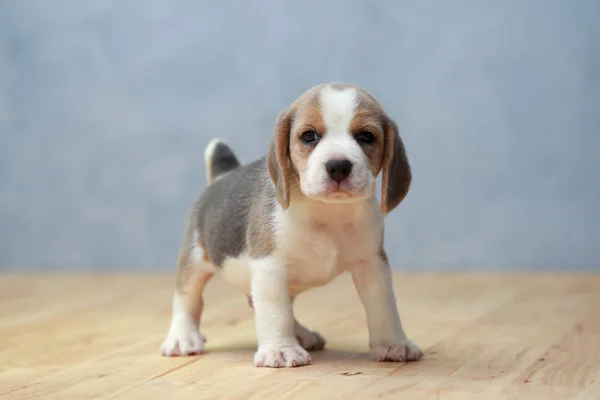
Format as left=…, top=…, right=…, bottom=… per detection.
left=161, top=82, right=423, bottom=368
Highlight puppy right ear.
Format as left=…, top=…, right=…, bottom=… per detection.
left=267, top=109, right=293, bottom=209
left=381, top=117, right=411, bottom=215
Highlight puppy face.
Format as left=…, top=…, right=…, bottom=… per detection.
left=267, top=83, right=411, bottom=215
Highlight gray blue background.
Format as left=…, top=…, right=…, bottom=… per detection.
left=1, top=0, right=599, bottom=271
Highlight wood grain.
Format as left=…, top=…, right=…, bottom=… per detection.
left=1, top=272, right=599, bottom=399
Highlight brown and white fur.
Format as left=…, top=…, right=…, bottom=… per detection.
left=161, top=83, right=423, bottom=368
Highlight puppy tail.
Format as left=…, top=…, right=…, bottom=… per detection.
left=204, top=138, right=240, bottom=183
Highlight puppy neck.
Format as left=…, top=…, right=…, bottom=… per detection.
left=285, top=189, right=379, bottom=228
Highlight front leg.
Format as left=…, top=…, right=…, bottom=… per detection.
left=351, top=252, right=423, bottom=362
left=250, top=256, right=311, bottom=368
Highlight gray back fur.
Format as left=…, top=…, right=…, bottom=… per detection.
left=193, top=158, right=276, bottom=267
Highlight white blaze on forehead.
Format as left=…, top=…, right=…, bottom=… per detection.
left=319, top=86, right=357, bottom=135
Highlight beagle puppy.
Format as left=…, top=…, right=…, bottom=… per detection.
left=161, top=83, right=423, bottom=368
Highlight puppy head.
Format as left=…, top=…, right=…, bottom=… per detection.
left=267, top=83, right=411, bottom=215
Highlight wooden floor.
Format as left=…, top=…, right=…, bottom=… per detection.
left=1, top=272, right=599, bottom=400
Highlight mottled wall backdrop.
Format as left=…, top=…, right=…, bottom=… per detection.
left=1, top=1, right=599, bottom=270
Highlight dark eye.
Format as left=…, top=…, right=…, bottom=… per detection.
left=301, top=130, right=320, bottom=144
left=355, top=131, right=375, bottom=145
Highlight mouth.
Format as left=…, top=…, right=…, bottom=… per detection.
left=311, top=181, right=373, bottom=202
left=300, top=174, right=375, bottom=203
left=326, top=188, right=354, bottom=198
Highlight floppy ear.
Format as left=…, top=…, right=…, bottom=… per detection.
left=266, top=109, right=293, bottom=209
left=381, top=117, right=411, bottom=215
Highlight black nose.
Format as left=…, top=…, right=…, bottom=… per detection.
left=325, top=159, right=353, bottom=183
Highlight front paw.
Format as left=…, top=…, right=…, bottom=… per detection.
left=254, top=344, right=312, bottom=368
left=160, top=324, right=206, bottom=357
left=370, top=339, right=423, bottom=362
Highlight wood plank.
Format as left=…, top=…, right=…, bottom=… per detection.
left=0, top=272, right=598, bottom=399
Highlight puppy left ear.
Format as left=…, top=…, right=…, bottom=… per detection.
left=381, top=117, right=411, bottom=215
left=266, top=109, right=293, bottom=209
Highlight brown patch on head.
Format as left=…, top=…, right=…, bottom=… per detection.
left=287, top=89, right=326, bottom=186
left=266, top=84, right=333, bottom=208
left=350, top=89, right=388, bottom=176
left=347, top=84, right=412, bottom=215
left=267, top=84, right=329, bottom=205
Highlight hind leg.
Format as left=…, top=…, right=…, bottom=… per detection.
left=161, top=239, right=214, bottom=356
left=291, top=296, right=326, bottom=351
left=294, top=319, right=326, bottom=351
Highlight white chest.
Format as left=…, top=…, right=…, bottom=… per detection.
left=277, top=201, right=382, bottom=293
left=219, top=199, right=383, bottom=296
